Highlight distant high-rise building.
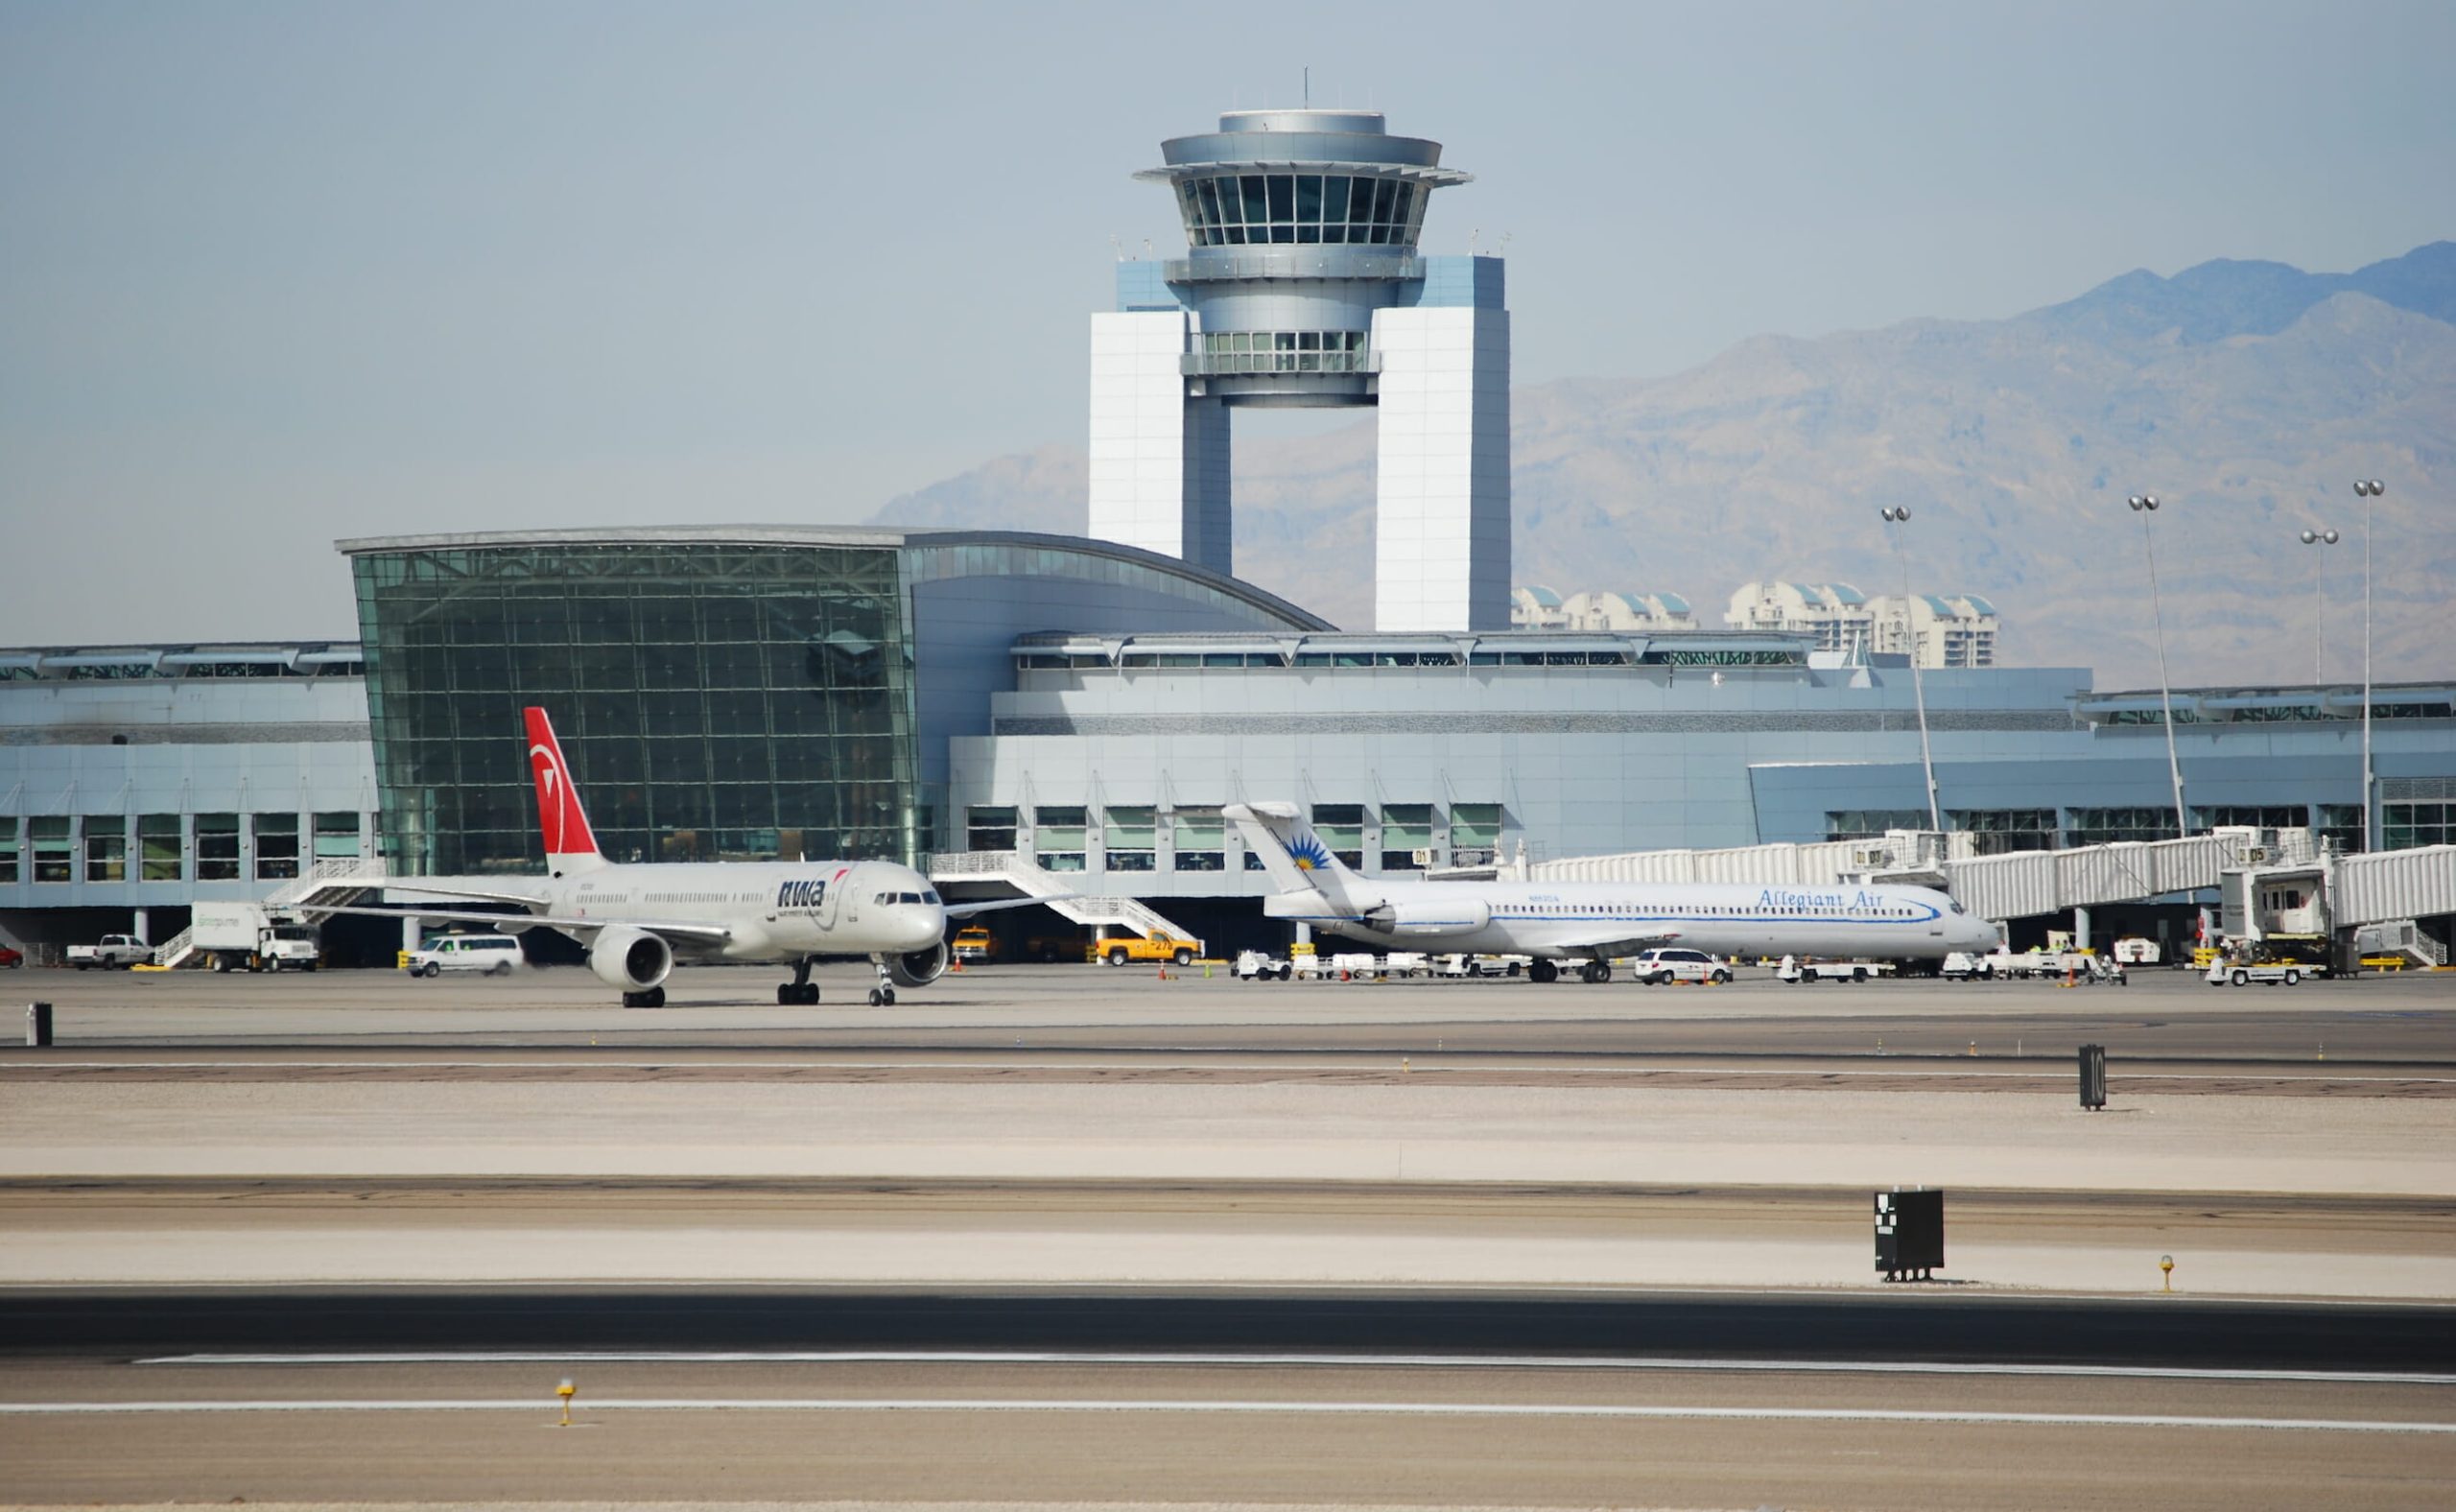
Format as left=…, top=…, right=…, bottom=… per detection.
left=1090, top=109, right=1509, bottom=630
left=1869, top=592, right=2000, bottom=668
left=1509, top=585, right=1568, bottom=628
left=1724, top=581, right=1876, bottom=655
left=1725, top=581, right=2000, bottom=667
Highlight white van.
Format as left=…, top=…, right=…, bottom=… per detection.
left=1630, top=947, right=1732, bottom=985
left=407, top=934, right=523, bottom=978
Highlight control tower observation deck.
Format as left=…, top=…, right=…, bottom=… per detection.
left=1088, top=109, right=1509, bottom=631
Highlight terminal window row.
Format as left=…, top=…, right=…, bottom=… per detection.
left=0, top=813, right=364, bottom=885
left=966, top=802, right=1503, bottom=874
left=1825, top=804, right=2386, bottom=852
left=1175, top=173, right=1428, bottom=247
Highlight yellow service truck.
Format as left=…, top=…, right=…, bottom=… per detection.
left=1088, top=927, right=1203, bottom=967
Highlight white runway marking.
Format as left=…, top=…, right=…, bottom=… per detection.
left=6, top=1058, right=2447, bottom=1084
left=139, top=1350, right=2456, bottom=1386
left=2, top=1396, right=2449, bottom=1433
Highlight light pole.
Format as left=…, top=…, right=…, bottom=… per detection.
left=2299, top=527, right=2339, bottom=685
left=1878, top=507, right=1942, bottom=832
left=2127, top=494, right=2188, bottom=839
left=2355, top=479, right=2384, bottom=851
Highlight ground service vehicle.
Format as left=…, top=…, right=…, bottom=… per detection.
left=0, top=944, right=21, bottom=969
left=1777, top=956, right=1895, bottom=983
left=951, top=925, right=993, bottom=963
left=1630, top=947, right=1733, bottom=985
left=1234, top=950, right=1291, bottom=980
left=2206, top=958, right=2315, bottom=987
left=407, top=934, right=524, bottom=978
left=1090, top=928, right=1202, bottom=967
left=192, top=901, right=320, bottom=972
left=68, top=934, right=152, bottom=969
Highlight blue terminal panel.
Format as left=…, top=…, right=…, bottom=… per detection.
left=1405, top=255, right=1506, bottom=310
left=1115, top=261, right=1186, bottom=313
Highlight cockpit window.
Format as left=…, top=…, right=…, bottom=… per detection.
left=923, top=890, right=940, bottom=905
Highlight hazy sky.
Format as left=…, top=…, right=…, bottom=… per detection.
left=4, top=0, right=2450, bottom=643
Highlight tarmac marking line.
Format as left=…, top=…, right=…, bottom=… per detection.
left=138, top=1350, right=2456, bottom=1385
left=1, top=1397, right=2449, bottom=1433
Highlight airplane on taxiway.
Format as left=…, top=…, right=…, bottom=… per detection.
left=314, top=707, right=1038, bottom=1007
left=1225, top=801, right=2000, bottom=982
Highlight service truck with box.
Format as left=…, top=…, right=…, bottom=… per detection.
left=191, top=902, right=322, bottom=973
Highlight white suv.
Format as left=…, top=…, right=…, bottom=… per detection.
left=408, top=934, right=523, bottom=978
left=1630, top=947, right=1732, bottom=985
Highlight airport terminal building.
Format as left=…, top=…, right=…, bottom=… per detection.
left=4, top=106, right=2451, bottom=958
left=7, top=529, right=2454, bottom=957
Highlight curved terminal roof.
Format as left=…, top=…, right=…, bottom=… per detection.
left=336, top=526, right=1331, bottom=632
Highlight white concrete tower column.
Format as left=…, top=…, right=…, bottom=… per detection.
left=1089, top=312, right=1233, bottom=577
left=1372, top=304, right=1510, bottom=630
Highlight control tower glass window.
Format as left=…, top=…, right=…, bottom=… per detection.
left=1178, top=173, right=1421, bottom=249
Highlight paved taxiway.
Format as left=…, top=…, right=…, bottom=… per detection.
left=4, top=966, right=2452, bottom=1297
left=7, top=957, right=2455, bottom=1061
left=4, top=965, right=2451, bottom=1506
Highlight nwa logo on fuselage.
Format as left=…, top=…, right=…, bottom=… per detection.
left=775, top=879, right=831, bottom=910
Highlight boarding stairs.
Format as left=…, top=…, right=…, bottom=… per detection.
left=150, top=926, right=199, bottom=970
left=152, top=856, right=392, bottom=967
left=926, top=850, right=1200, bottom=944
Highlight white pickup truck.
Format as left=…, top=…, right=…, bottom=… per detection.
left=68, top=933, right=153, bottom=969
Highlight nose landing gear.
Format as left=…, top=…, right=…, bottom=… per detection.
left=866, top=960, right=897, bottom=1008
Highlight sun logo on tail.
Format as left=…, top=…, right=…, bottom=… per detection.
left=1288, top=832, right=1334, bottom=872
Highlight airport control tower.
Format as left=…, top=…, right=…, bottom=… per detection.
left=1090, top=110, right=1509, bottom=631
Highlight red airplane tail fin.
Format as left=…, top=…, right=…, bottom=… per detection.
left=523, top=707, right=603, bottom=872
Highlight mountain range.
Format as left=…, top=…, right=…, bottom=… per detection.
left=872, top=243, right=2455, bottom=687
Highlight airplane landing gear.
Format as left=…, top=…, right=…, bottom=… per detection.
left=1528, top=958, right=1559, bottom=984
left=866, top=961, right=897, bottom=1008
left=777, top=957, right=820, bottom=1006
left=622, top=986, right=666, bottom=1008
left=1581, top=959, right=1611, bottom=984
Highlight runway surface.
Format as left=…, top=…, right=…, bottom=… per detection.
left=3, top=1290, right=2452, bottom=1510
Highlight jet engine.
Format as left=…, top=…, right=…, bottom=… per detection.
left=1359, top=898, right=1492, bottom=936
left=589, top=926, right=673, bottom=992
left=882, top=940, right=950, bottom=988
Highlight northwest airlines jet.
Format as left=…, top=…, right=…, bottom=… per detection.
left=323, top=708, right=1018, bottom=1007
left=1226, top=802, right=1999, bottom=982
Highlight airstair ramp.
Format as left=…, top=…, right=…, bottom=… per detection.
left=267, top=855, right=391, bottom=911
left=927, top=850, right=1197, bottom=943
left=150, top=926, right=198, bottom=969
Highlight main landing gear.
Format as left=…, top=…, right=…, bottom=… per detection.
left=1528, top=958, right=1559, bottom=984
left=777, top=957, right=820, bottom=1006
left=622, top=987, right=666, bottom=1008
left=866, top=960, right=898, bottom=1008
left=1580, top=960, right=1611, bottom=984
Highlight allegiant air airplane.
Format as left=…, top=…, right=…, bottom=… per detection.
left=1225, top=802, right=1999, bottom=982
left=315, top=708, right=1031, bottom=1007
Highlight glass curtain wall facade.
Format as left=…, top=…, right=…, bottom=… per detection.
left=353, top=541, right=917, bottom=875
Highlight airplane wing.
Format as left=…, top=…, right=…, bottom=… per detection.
left=943, top=895, right=1073, bottom=919
left=380, top=881, right=555, bottom=908
left=1541, top=928, right=1682, bottom=960
left=299, top=902, right=734, bottom=944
